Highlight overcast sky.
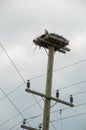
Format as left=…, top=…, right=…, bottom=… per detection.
left=0, top=0, right=86, bottom=130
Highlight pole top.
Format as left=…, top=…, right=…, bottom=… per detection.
left=33, top=30, right=70, bottom=53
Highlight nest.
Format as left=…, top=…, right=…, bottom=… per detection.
left=33, top=30, right=70, bottom=53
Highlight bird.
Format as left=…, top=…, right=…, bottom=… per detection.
left=45, top=29, right=48, bottom=35
left=56, top=90, right=59, bottom=98
left=27, top=80, right=30, bottom=88
left=70, top=95, right=73, bottom=103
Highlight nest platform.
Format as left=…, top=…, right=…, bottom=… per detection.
left=33, top=31, right=70, bottom=53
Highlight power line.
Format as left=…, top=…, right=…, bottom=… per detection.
left=0, top=43, right=26, bottom=84
left=51, top=89, right=86, bottom=110
left=15, top=127, right=20, bottom=130
left=1, top=43, right=86, bottom=129
left=63, top=102, right=86, bottom=111
left=0, top=43, right=86, bottom=96
left=8, top=111, right=86, bottom=130
left=33, top=94, right=43, bottom=110
left=0, top=78, right=86, bottom=105
left=0, top=42, right=56, bottom=130
left=8, top=105, right=86, bottom=130
left=0, top=86, right=86, bottom=127
left=0, top=84, right=86, bottom=127
left=51, top=88, right=86, bottom=108
left=30, top=59, right=86, bottom=80
left=27, top=114, right=42, bottom=120
left=0, top=82, right=25, bottom=102
left=50, top=112, right=86, bottom=123
left=0, top=42, right=86, bottom=104
left=9, top=121, right=22, bottom=130
left=73, top=90, right=86, bottom=96
left=59, top=109, right=63, bottom=130
left=0, top=88, right=32, bottom=127
left=0, top=42, right=44, bottom=118
left=51, top=79, right=86, bottom=97
left=0, top=113, right=19, bottom=127
left=9, top=115, right=42, bottom=130
left=53, top=59, right=86, bottom=72
left=51, top=122, right=56, bottom=130
left=0, top=98, right=86, bottom=128
left=32, top=95, right=56, bottom=129
left=59, top=80, right=86, bottom=90
left=0, top=88, right=24, bottom=118
left=1, top=101, right=86, bottom=130
left=51, top=102, right=86, bottom=114
left=0, top=98, right=42, bottom=127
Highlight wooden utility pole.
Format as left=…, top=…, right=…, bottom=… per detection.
left=42, top=46, right=54, bottom=130
left=25, top=30, right=73, bottom=130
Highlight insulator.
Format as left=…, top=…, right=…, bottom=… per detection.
left=39, top=123, right=42, bottom=130
left=60, top=109, right=62, bottom=114
left=23, top=119, right=26, bottom=125
left=56, top=90, right=59, bottom=98
left=27, top=80, right=30, bottom=88
left=70, top=95, right=73, bottom=103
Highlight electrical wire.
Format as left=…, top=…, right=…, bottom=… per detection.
left=51, top=88, right=86, bottom=108
left=51, top=122, right=56, bottom=130
left=0, top=86, right=86, bottom=127
left=51, top=102, right=86, bottom=114
left=51, top=89, right=86, bottom=112
left=0, top=88, right=24, bottom=118
left=0, top=78, right=86, bottom=127
left=0, top=88, right=32, bottom=128
left=9, top=114, right=42, bottom=130
left=27, top=114, right=42, bottom=120
left=0, top=98, right=86, bottom=128
left=1, top=43, right=86, bottom=129
left=32, top=96, right=56, bottom=130
left=33, top=94, right=43, bottom=110
left=0, top=42, right=86, bottom=103
left=50, top=112, right=86, bottom=123
left=51, top=80, right=86, bottom=99
left=0, top=42, right=57, bottom=130
left=73, top=90, right=86, bottom=96
left=0, top=84, right=86, bottom=128
left=0, top=43, right=26, bottom=84
left=8, top=104, right=86, bottom=130
left=53, top=59, right=86, bottom=72
left=0, top=82, right=25, bottom=102
left=9, top=121, right=22, bottom=130
left=0, top=78, right=86, bottom=110
left=0, top=43, right=86, bottom=100
left=0, top=98, right=42, bottom=127
left=0, top=113, right=19, bottom=127
left=0, top=42, right=44, bottom=121
left=59, top=109, right=63, bottom=130
left=30, top=59, right=86, bottom=80
left=15, top=127, right=20, bottom=130
left=0, top=78, right=86, bottom=106
left=59, top=80, right=86, bottom=90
